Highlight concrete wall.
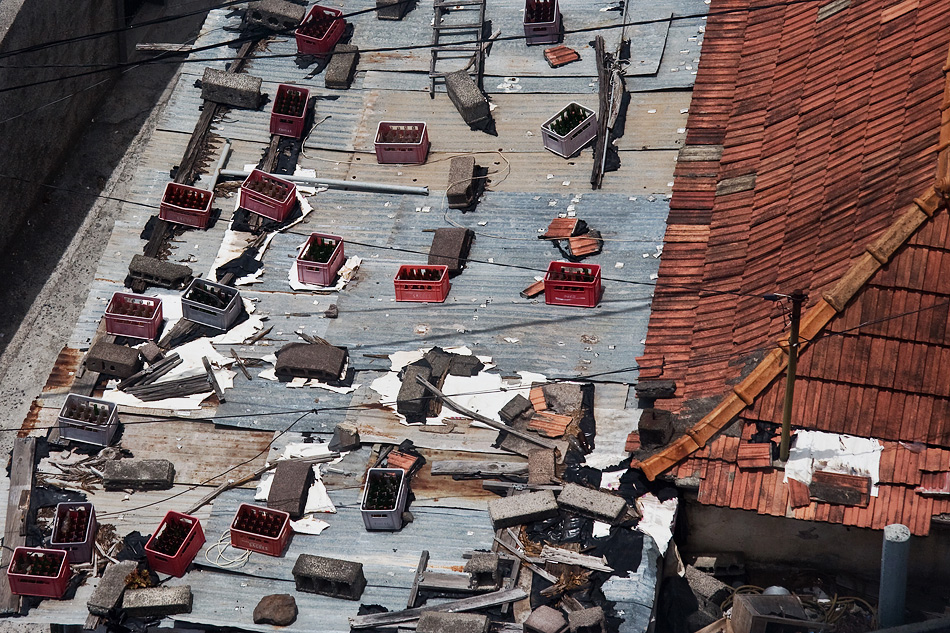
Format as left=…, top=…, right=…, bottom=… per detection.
left=0, top=0, right=122, bottom=254
left=680, top=500, right=950, bottom=585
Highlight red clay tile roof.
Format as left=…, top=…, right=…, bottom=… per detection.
left=636, top=0, right=950, bottom=534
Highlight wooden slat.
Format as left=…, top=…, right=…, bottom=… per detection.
left=0, top=437, right=36, bottom=614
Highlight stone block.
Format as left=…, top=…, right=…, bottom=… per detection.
left=568, top=606, right=606, bottom=633
left=376, top=0, right=409, bottom=20
left=397, top=362, right=433, bottom=423
left=328, top=422, right=360, bottom=452
left=499, top=394, right=533, bottom=423
left=423, top=347, right=455, bottom=381
left=449, top=353, right=484, bottom=377
left=200, top=67, right=263, bottom=109
left=325, top=44, right=359, bottom=89
left=140, top=341, right=164, bottom=364
left=102, top=459, right=175, bottom=491
left=528, top=448, right=556, bottom=485
left=488, top=490, right=558, bottom=529
left=275, top=342, right=348, bottom=382
left=86, top=341, right=142, bottom=379
left=639, top=409, right=673, bottom=447
left=464, top=552, right=500, bottom=589
left=542, top=382, right=584, bottom=415
left=444, top=70, right=490, bottom=127
left=87, top=560, right=138, bottom=616
left=293, top=554, right=366, bottom=600
left=446, top=156, right=476, bottom=209
left=417, top=611, right=490, bottom=633
left=685, top=565, right=731, bottom=611
left=428, top=227, right=474, bottom=275
left=254, top=593, right=298, bottom=625
left=634, top=379, right=676, bottom=401
left=128, top=254, right=192, bottom=290
left=556, top=482, right=627, bottom=524
left=267, top=459, right=314, bottom=519
left=122, top=585, right=193, bottom=618
left=525, top=605, right=568, bottom=633
left=246, top=0, right=306, bottom=31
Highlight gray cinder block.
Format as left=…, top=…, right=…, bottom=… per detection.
left=528, top=448, right=556, bottom=485
left=325, top=44, right=359, bottom=89
left=488, top=490, right=558, bottom=529
left=200, top=68, right=263, bottom=109
left=128, top=255, right=192, bottom=290
left=293, top=554, right=366, bottom=600
left=87, top=560, right=138, bottom=616
left=86, top=341, right=142, bottom=379
left=397, top=362, right=433, bottom=423
left=328, top=422, right=360, bottom=452
left=556, top=482, right=627, bottom=524
left=525, top=605, right=569, bottom=633
left=634, top=379, right=676, bottom=400
left=274, top=342, right=348, bottom=382
left=246, top=0, right=306, bottom=31
left=376, top=0, right=409, bottom=20
left=499, top=394, right=533, bottom=423
left=267, top=459, right=314, bottom=519
left=122, top=586, right=193, bottom=618
left=444, top=70, right=490, bottom=128
left=446, top=156, right=476, bottom=209
left=427, top=227, right=474, bottom=275
left=464, top=552, right=501, bottom=589
left=102, top=459, right=175, bottom=491
left=568, top=606, right=606, bottom=633
left=417, top=611, right=490, bottom=633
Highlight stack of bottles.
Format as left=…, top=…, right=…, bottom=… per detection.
left=274, top=88, right=307, bottom=117
left=548, top=104, right=588, bottom=136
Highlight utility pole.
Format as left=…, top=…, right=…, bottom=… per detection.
left=779, top=290, right=807, bottom=462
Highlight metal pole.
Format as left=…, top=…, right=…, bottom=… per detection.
left=219, top=169, right=429, bottom=197
left=879, top=524, right=910, bottom=628
left=779, top=290, right=806, bottom=462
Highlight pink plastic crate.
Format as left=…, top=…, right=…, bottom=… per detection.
left=50, top=502, right=97, bottom=564
left=270, top=84, right=311, bottom=138
left=523, top=0, right=561, bottom=45
left=104, top=292, right=163, bottom=340
left=541, top=102, right=597, bottom=158
left=544, top=261, right=602, bottom=307
left=239, top=169, right=297, bottom=222
left=394, top=265, right=450, bottom=303
left=145, top=511, right=205, bottom=577
left=159, top=183, right=213, bottom=229
left=230, top=504, right=291, bottom=557
left=295, top=5, right=345, bottom=56
left=374, top=122, right=430, bottom=164
left=8, top=547, right=70, bottom=598
left=296, top=233, right=345, bottom=286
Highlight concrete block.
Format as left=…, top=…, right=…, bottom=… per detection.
left=464, top=552, right=501, bottom=589
left=634, top=379, right=676, bottom=400
left=528, top=448, right=556, bottom=485
left=488, top=490, right=558, bottom=529
left=639, top=409, right=673, bottom=447
left=246, top=0, right=306, bottom=31
left=376, top=0, right=409, bottom=20
left=325, top=44, right=359, bottom=89
left=446, top=156, right=476, bottom=209
left=449, top=353, right=483, bottom=377
left=87, top=560, right=138, bottom=616
left=428, top=227, right=474, bottom=275
left=102, top=459, right=175, bottom=491
left=122, top=585, right=193, bottom=618
left=499, top=394, right=533, bottom=423
left=397, top=362, right=433, bottom=423
left=86, top=341, right=141, bottom=379
left=328, top=422, right=360, bottom=452
left=525, top=605, right=568, bottom=633
left=140, top=341, right=164, bottom=364
left=275, top=342, right=348, bottom=382
left=556, top=482, right=627, bottom=524
left=568, top=606, right=606, bottom=633
left=200, top=67, right=263, bottom=109
left=417, top=611, right=490, bottom=633
left=423, top=347, right=455, bottom=381
left=685, top=565, right=731, bottom=611
left=267, top=459, right=314, bottom=518
left=542, top=382, right=584, bottom=415
left=128, top=254, right=192, bottom=290
left=444, top=70, right=490, bottom=128
left=254, top=593, right=298, bottom=625
left=293, top=554, right=366, bottom=600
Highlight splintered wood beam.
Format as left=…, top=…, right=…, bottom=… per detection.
left=349, top=587, right=528, bottom=628
left=0, top=437, right=37, bottom=614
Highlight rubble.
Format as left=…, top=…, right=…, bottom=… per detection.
left=567, top=606, right=606, bottom=633
left=102, top=459, right=175, bottom=490
left=525, top=605, right=569, bottom=633
left=292, top=554, right=366, bottom=600
left=499, top=394, right=533, bottom=423
left=122, top=585, right=193, bottom=618
left=254, top=593, right=298, bottom=625
left=488, top=490, right=559, bottom=528
left=328, top=421, right=360, bottom=452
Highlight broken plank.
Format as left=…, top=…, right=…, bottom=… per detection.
left=0, top=437, right=37, bottom=614
left=539, top=545, right=613, bottom=572
left=349, top=587, right=528, bottom=628
left=431, top=460, right=528, bottom=478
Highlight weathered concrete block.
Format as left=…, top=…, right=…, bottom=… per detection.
left=102, top=459, right=175, bottom=491
left=128, top=254, right=192, bottom=290
left=275, top=342, right=348, bottom=382
left=139, top=341, right=164, bottom=364
left=499, top=394, right=533, bottom=424
left=328, top=422, right=360, bottom=452
left=528, top=448, right=556, bottom=485
left=293, top=554, right=366, bottom=600
left=568, top=606, right=606, bottom=633
left=417, top=611, right=490, bottom=633
left=376, top=0, right=409, bottom=20
left=488, top=490, right=559, bottom=529
left=428, top=227, right=474, bottom=275
left=122, top=585, right=193, bottom=618
left=87, top=560, right=138, bottom=616
left=86, top=341, right=142, bottom=379
left=325, top=44, right=359, bottom=89
left=254, top=593, right=298, bottom=625
left=542, top=382, right=584, bottom=414
left=267, top=459, right=314, bottom=518
left=397, top=362, right=432, bottom=423
left=446, top=156, right=476, bottom=209
left=634, top=379, right=676, bottom=400
left=444, top=70, right=490, bottom=127
left=556, top=482, right=627, bottom=524
left=449, top=353, right=483, bottom=377
left=639, top=409, right=673, bottom=447
left=685, top=565, right=731, bottom=608
left=464, top=552, right=501, bottom=589
left=525, top=605, right=568, bottom=633
left=200, top=67, right=263, bottom=109
left=246, top=0, right=306, bottom=31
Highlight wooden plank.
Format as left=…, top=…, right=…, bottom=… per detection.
left=349, top=587, right=528, bottom=628
left=408, top=550, right=430, bottom=608
left=809, top=471, right=871, bottom=507
left=0, top=437, right=37, bottom=614
left=430, top=461, right=528, bottom=477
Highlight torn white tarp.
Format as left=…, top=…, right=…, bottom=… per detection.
left=635, top=493, right=678, bottom=555
left=255, top=442, right=343, bottom=513
left=784, top=430, right=883, bottom=495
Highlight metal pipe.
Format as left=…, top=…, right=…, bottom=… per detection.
left=879, top=523, right=911, bottom=628
left=219, top=169, right=429, bottom=196
left=204, top=139, right=232, bottom=191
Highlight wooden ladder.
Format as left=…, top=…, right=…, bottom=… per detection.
left=429, top=0, right=487, bottom=98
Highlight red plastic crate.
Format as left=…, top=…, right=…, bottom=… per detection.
left=50, top=502, right=97, bottom=564
left=270, top=84, right=311, bottom=139
left=8, top=547, right=70, bottom=598
left=523, top=0, right=561, bottom=45
left=296, top=233, right=345, bottom=286
left=230, top=504, right=292, bottom=557
left=145, top=511, right=205, bottom=577
left=104, top=292, right=163, bottom=340
left=394, top=265, right=450, bottom=303
left=295, top=5, right=345, bottom=56
left=159, top=182, right=213, bottom=229
left=544, top=261, right=602, bottom=307
left=239, top=169, right=297, bottom=222
left=374, top=122, right=430, bottom=165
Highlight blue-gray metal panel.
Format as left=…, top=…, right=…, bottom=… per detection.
left=626, top=20, right=706, bottom=92
left=603, top=535, right=662, bottom=633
